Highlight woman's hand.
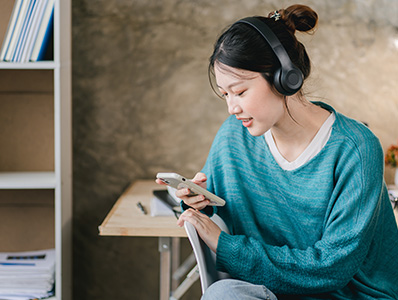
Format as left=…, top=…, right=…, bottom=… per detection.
left=177, top=208, right=221, bottom=253
left=155, top=172, right=210, bottom=210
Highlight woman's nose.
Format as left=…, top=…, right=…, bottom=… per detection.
left=228, top=103, right=242, bottom=115
left=227, top=100, right=242, bottom=115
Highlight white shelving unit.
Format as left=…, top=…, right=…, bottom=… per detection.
left=0, top=1, right=72, bottom=299
left=0, top=61, right=56, bottom=69
left=0, top=172, right=56, bottom=189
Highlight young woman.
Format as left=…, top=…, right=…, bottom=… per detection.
left=158, top=4, right=398, bottom=299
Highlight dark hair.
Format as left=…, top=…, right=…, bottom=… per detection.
left=208, top=4, right=318, bottom=98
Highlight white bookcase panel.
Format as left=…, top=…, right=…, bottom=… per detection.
left=0, top=61, right=56, bottom=69
left=0, top=189, right=55, bottom=251
left=0, top=1, right=72, bottom=299
left=0, top=172, right=56, bottom=189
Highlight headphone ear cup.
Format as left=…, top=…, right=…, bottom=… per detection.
left=279, top=66, right=304, bottom=96
left=273, top=67, right=285, bottom=95
left=236, top=18, right=304, bottom=96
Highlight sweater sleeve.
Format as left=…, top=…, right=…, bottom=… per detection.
left=215, top=134, right=387, bottom=295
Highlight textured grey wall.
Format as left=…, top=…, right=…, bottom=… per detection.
left=72, top=0, right=398, bottom=299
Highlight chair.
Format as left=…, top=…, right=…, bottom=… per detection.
left=184, top=214, right=230, bottom=294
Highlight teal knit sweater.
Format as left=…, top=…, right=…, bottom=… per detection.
left=201, top=102, right=398, bottom=299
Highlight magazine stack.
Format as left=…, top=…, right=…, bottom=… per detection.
left=0, top=249, right=55, bottom=300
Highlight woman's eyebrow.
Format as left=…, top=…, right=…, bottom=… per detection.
left=217, top=81, right=245, bottom=90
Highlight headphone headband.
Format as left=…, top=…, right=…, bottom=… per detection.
left=235, top=17, right=303, bottom=96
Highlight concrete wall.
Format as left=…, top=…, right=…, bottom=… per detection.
left=72, top=0, right=398, bottom=299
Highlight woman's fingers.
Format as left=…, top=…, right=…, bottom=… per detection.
left=178, top=209, right=206, bottom=229
left=175, top=188, right=210, bottom=210
left=156, top=172, right=210, bottom=210
left=155, top=178, right=167, bottom=185
left=177, top=209, right=221, bottom=252
left=191, top=172, right=207, bottom=186
left=175, top=188, right=194, bottom=198
left=182, top=196, right=210, bottom=210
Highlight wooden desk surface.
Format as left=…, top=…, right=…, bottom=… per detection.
left=99, top=180, right=186, bottom=237
left=99, top=181, right=398, bottom=237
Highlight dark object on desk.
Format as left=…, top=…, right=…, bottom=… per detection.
left=136, top=201, right=147, bottom=215
left=153, top=190, right=179, bottom=207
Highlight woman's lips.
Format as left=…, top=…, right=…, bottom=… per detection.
left=238, top=117, right=253, bottom=128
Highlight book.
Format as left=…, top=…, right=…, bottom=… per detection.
left=12, top=0, right=37, bottom=62
left=0, top=0, right=22, bottom=60
left=20, top=0, right=48, bottom=62
left=0, top=0, right=54, bottom=62
left=29, top=0, right=53, bottom=62
left=3, top=0, right=30, bottom=61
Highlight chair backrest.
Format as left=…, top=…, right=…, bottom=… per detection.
left=184, top=214, right=230, bottom=294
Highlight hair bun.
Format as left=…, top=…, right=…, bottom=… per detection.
left=278, top=4, right=318, bottom=33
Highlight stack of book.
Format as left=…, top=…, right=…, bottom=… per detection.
left=0, top=249, right=55, bottom=300
left=0, top=0, right=55, bottom=62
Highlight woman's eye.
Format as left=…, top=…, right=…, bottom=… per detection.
left=237, top=90, right=246, bottom=96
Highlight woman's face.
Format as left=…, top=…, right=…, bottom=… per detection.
left=215, top=63, right=286, bottom=136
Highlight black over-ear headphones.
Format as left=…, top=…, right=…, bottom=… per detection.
left=236, top=17, right=303, bottom=96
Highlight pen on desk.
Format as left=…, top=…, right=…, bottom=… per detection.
left=137, top=201, right=147, bottom=215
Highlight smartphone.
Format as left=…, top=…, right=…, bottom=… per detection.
left=156, top=172, right=226, bottom=206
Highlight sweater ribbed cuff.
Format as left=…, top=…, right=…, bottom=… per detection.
left=216, top=231, right=240, bottom=273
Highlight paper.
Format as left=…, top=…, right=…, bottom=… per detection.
left=150, top=197, right=175, bottom=217
left=0, top=248, right=55, bottom=300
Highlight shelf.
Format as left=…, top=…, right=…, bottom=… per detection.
left=0, top=0, right=72, bottom=298
left=0, top=172, right=56, bottom=189
left=0, top=61, right=57, bottom=70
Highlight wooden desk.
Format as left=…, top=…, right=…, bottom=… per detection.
left=99, top=180, right=187, bottom=300
left=100, top=181, right=398, bottom=299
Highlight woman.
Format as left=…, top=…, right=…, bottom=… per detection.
left=158, top=4, right=398, bottom=299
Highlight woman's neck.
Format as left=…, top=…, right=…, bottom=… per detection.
left=270, top=100, right=331, bottom=162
